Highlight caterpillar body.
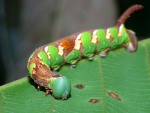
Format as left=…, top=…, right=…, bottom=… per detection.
left=27, top=4, right=143, bottom=99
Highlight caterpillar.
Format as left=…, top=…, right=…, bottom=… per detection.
left=27, top=4, right=143, bottom=100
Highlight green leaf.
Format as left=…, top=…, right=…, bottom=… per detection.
left=0, top=38, right=150, bottom=113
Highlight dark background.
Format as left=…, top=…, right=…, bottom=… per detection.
left=0, top=0, right=149, bottom=85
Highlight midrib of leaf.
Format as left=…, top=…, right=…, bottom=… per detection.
left=97, top=57, right=106, bottom=113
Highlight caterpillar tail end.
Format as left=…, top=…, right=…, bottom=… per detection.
left=52, top=76, right=71, bottom=100
left=127, top=30, right=138, bottom=52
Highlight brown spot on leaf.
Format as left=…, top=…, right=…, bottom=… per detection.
left=89, top=98, right=100, bottom=104
left=74, top=84, right=85, bottom=89
left=108, top=92, right=121, bottom=101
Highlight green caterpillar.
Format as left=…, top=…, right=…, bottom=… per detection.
left=27, top=4, right=143, bottom=100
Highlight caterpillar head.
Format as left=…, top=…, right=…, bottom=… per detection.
left=52, top=76, right=71, bottom=99
left=127, top=29, right=137, bottom=52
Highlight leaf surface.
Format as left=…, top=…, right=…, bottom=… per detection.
left=0, top=39, right=150, bottom=113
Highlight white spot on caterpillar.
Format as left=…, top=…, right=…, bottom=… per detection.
left=74, top=34, right=82, bottom=50
left=44, top=46, right=51, bottom=59
left=58, top=45, right=64, bottom=56
left=127, top=42, right=135, bottom=52
left=37, top=54, right=42, bottom=60
left=44, top=46, right=48, bottom=53
left=91, top=30, right=98, bottom=43
left=106, top=28, right=111, bottom=39
left=118, top=24, right=123, bottom=37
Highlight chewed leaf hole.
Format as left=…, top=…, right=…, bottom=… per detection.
left=89, top=98, right=100, bottom=104
left=108, top=92, right=121, bottom=101
left=74, top=83, right=85, bottom=89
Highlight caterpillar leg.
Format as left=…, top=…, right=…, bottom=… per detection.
left=70, top=64, right=76, bottom=68
left=88, top=56, right=94, bottom=61
left=99, top=51, right=106, bottom=57
left=37, top=85, right=41, bottom=91
left=99, top=49, right=109, bottom=57
left=87, top=54, right=95, bottom=61
left=38, top=84, right=52, bottom=96
left=70, top=59, right=79, bottom=68
left=45, top=89, right=52, bottom=96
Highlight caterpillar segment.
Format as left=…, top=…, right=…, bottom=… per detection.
left=27, top=4, right=143, bottom=100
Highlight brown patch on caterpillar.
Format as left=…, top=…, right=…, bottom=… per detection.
left=108, top=92, right=121, bottom=101
left=59, top=38, right=75, bottom=55
left=31, top=62, right=55, bottom=88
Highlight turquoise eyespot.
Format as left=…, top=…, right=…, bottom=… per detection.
left=52, top=77, right=71, bottom=99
